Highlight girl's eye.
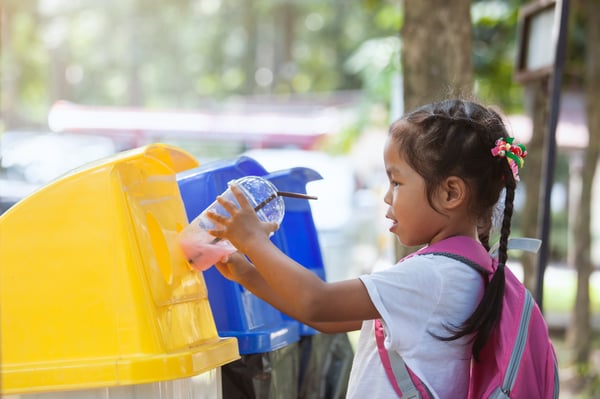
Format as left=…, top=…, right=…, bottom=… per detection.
left=390, top=181, right=400, bottom=187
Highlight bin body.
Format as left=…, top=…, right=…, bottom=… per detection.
left=0, top=144, right=239, bottom=397
left=3, top=370, right=222, bottom=399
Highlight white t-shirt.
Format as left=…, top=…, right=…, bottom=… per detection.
left=346, top=253, right=485, bottom=399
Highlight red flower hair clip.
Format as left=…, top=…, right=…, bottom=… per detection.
left=491, top=137, right=527, bottom=181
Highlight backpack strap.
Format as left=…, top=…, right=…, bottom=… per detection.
left=417, top=236, right=542, bottom=274
left=489, top=237, right=542, bottom=259
left=415, top=236, right=493, bottom=274
left=374, top=319, right=432, bottom=398
left=488, top=289, right=535, bottom=398
left=373, top=236, right=487, bottom=398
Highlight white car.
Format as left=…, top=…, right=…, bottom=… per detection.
left=0, top=131, right=117, bottom=214
left=242, top=148, right=380, bottom=282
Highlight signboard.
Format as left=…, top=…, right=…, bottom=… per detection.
left=515, top=0, right=559, bottom=83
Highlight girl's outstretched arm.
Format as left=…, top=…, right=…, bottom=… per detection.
left=215, top=253, right=362, bottom=334
left=208, top=183, right=379, bottom=325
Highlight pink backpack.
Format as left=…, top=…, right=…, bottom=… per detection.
left=376, top=236, right=559, bottom=398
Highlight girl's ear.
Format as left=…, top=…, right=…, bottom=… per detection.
left=439, top=176, right=468, bottom=210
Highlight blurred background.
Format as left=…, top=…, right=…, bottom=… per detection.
left=1, top=0, right=599, bottom=396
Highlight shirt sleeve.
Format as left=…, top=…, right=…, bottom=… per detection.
left=359, top=255, right=444, bottom=352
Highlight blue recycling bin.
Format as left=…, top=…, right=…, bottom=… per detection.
left=177, top=156, right=301, bottom=398
left=177, top=155, right=352, bottom=398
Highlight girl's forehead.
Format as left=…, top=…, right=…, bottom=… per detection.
left=383, top=136, right=404, bottom=160
left=384, top=140, right=411, bottom=173
left=383, top=134, right=400, bottom=151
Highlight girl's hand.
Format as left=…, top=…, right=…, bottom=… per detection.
left=214, top=252, right=255, bottom=283
left=206, top=183, right=279, bottom=253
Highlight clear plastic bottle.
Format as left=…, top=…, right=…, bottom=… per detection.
left=179, top=176, right=285, bottom=271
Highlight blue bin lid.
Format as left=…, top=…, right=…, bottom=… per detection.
left=177, top=156, right=268, bottom=221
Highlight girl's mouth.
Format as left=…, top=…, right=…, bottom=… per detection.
left=386, top=213, right=397, bottom=231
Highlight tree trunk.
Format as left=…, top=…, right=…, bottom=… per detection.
left=128, top=0, right=144, bottom=107
left=0, top=4, right=17, bottom=128
left=398, top=0, right=473, bottom=257
left=519, top=79, right=549, bottom=292
left=242, top=0, right=258, bottom=94
left=567, top=0, right=600, bottom=364
left=274, top=2, right=296, bottom=91
left=401, top=0, right=473, bottom=112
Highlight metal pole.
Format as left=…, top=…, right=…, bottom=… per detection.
left=535, top=0, right=570, bottom=311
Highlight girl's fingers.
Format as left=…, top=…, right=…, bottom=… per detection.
left=207, top=228, right=223, bottom=238
left=229, top=183, right=254, bottom=210
left=215, top=194, right=237, bottom=214
left=265, top=221, right=279, bottom=234
left=214, top=183, right=252, bottom=214
left=206, top=210, right=227, bottom=224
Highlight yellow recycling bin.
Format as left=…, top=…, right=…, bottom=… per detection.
left=0, top=143, right=239, bottom=397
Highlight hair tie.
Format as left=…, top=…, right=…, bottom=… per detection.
left=490, top=137, right=527, bottom=181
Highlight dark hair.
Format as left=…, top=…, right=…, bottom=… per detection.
left=389, top=99, right=517, bottom=361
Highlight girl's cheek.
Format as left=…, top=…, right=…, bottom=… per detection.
left=391, top=188, right=401, bottom=205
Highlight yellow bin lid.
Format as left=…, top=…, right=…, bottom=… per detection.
left=0, top=144, right=239, bottom=394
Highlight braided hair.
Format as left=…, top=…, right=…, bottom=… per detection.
left=389, top=99, right=518, bottom=360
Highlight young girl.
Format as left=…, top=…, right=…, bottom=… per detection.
left=207, top=99, right=526, bottom=398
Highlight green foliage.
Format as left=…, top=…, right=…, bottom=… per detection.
left=472, top=0, right=524, bottom=112
left=3, top=9, right=49, bottom=125
left=564, top=2, right=585, bottom=87
left=3, top=0, right=575, bottom=130
left=345, top=36, right=401, bottom=104
left=2, top=0, right=403, bottom=129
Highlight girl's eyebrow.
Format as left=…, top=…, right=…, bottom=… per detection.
left=386, top=165, right=401, bottom=176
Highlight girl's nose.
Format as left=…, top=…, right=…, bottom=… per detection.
left=383, top=189, right=392, bottom=205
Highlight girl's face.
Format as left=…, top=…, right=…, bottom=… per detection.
left=383, top=135, right=448, bottom=247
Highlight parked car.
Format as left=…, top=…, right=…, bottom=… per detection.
left=0, top=131, right=117, bottom=214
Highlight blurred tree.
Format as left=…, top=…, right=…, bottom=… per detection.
left=401, top=0, right=473, bottom=112
left=1, top=0, right=404, bottom=129
left=568, top=0, right=599, bottom=369
left=1, top=1, right=527, bottom=131
left=396, top=0, right=472, bottom=258
left=518, top=78, right=548, bottom=292
left=1, top=0, right=48, bottom=128
left=472, top=0, right=523, bottom=112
